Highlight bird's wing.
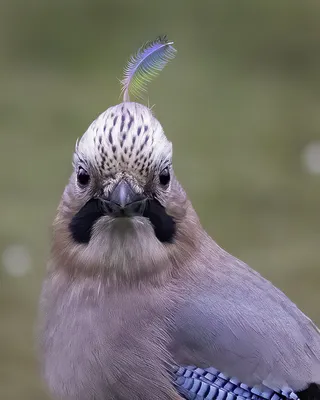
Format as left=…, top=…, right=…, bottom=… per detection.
left=172, top=365, right=298, bottom=400
left=171, top=246, right=320, bottom=393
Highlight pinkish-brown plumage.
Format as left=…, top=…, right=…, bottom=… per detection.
left=39, top=102, right=320, bottom=400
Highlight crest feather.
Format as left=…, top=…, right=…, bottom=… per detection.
left=121, top=35, right=176, bottom=102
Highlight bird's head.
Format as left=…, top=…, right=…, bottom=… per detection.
left=50, top=37, right=201, bottom=283
left=71, top=102, right=176, bottom=242
left=52, top=102, right=200, bottom=283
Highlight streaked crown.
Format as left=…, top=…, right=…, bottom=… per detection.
left=75, top=102, right=172, bottom=178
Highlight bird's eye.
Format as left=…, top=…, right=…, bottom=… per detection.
left=77, top=168, right=90, bottom=186
left=159, top=167, right=170, bottom=186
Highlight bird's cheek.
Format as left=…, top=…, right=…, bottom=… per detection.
left=143, top=199, right=176, bottom=243
left=68, top=199, right=104, bottom=244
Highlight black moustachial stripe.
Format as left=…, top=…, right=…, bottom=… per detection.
left=143, top=199, right=176, bottom=243
left=69, top=199, right=104, bottom=244
left=69, top=198, right=175, bottom=245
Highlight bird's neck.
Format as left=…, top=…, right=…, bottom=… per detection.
left=50, top=201, right=202, bottom=287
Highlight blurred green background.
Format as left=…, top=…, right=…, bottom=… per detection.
left=1, top=0, right=320, bottom=399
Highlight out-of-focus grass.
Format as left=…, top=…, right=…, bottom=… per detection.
left=0, top=1, right=319, bottom=399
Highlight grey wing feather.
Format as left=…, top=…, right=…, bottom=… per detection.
left=171, top=240, right=320, bottom=392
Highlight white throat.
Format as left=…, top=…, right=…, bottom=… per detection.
left=69, top=216, right=171, bottom=282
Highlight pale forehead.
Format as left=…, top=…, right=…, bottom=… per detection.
left=75, top=102, right=172, bottom=178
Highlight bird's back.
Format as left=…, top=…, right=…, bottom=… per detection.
left=170, top=232, right=320, bottom=393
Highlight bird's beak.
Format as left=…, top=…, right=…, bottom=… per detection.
left=103, top=180, right=146, bottom=217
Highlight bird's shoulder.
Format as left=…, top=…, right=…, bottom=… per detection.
left=170, top=234, right=320, bottom=391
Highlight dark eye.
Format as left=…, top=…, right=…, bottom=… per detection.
left=77, top=168, right=90, bottom=186
left=159, top=167, right=170, bottom=186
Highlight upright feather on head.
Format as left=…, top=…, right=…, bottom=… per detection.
left=121, top=35, right=177, bottom=102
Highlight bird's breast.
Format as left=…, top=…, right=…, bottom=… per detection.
left=39, top=274, right=176, bottom=400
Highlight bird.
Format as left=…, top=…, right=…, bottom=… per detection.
left=38, top=36, right=320, bottom=400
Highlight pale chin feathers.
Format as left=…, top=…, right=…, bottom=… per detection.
left=65, top=216, right=171, bottom=282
